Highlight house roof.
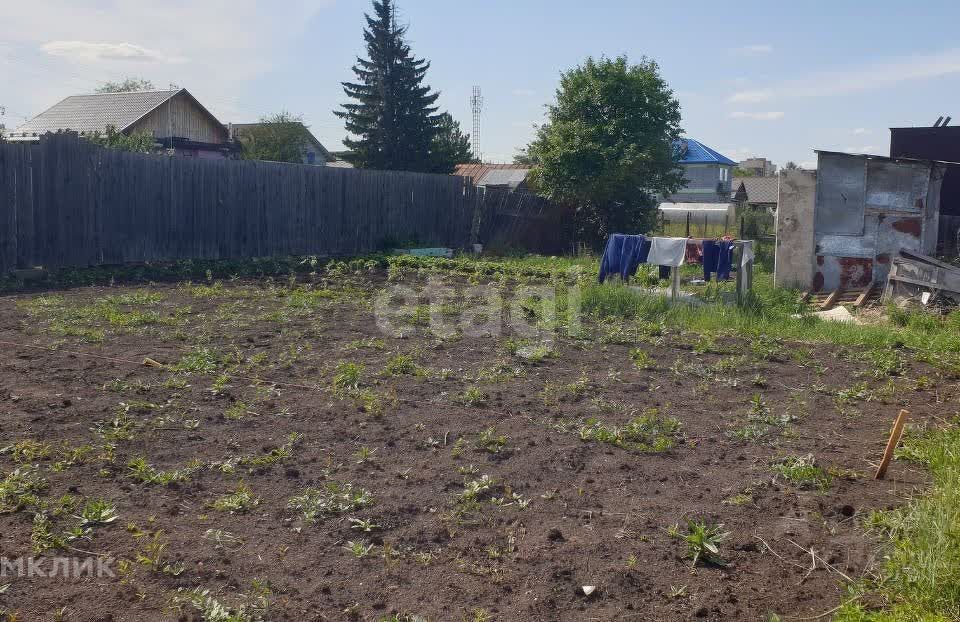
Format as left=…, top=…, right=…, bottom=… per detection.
left=453, top=163, right=531, bottom=189
left=732, top=176, right=779, bottom=204
left=11, top=90, right=185, bottom=138
left=231, top=122, right=332, bottom=162
left=674, top=138, right=737, bottom=166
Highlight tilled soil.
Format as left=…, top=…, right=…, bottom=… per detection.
left=0, top=273, right=948, bottom=621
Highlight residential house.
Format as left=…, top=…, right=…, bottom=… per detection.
left=666, top=138, right=737, bottom=203
left=658, top=139, right=738, bottom=228
left=738, top=157, right=777, bottom=177
left=453, top=163, right=531, bottom=191
left=731, top=176, right=779, bottom=211
left=8, top=89, right=237, bottom=158
left=229, top=122, right=345, bottom=166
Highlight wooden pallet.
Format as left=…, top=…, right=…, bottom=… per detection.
left=806, top=283, right=880, bottom=310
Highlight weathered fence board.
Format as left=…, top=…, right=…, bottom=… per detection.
left=0, top=134, right=481, bottom=272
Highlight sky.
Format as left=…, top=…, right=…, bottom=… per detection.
left=3, top=1, right=960, bottom=169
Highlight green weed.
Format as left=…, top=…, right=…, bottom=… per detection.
left=564, top=409, right=681, bottom=452
left=288, top=482, right=374, bottom=523
left=384, top=353, right=421, bottom=376
left=772, top=454, right=832, bottom=490
left=476, top=428, right=507, bottom=454
left=673, top=520, right=729, bottom=567
left=458, top=387, right=488, bottom=407
left=211, top=483, right=259, bottom=513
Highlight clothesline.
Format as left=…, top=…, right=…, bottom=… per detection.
left=598, top=234, right=752, bottom=284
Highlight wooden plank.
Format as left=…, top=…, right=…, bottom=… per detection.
left=820, top=289, right=843, bottom=310
left=853, top=283, right=875, bottom=308
left=875, top=409, right=910, bottom=480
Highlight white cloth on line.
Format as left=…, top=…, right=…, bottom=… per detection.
left=740, top=240, right=755, bottom=268
left=646, top=237, right=687, bottom=267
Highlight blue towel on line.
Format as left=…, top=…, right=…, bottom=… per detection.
left=703, top=240, right=734, bottom=281
left=599, top=233, right=649, bottom=283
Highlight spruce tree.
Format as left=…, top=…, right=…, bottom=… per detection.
left=428, top=113, right=475, bottom=173
left=336, top=0, right=441, bottom=172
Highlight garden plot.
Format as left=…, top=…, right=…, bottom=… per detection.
left=0, top=260, right=950, bottom=621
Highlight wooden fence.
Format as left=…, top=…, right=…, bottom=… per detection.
left=0, top=133, right=478, bottom=273
left=473, top=188, right=573, bottom=255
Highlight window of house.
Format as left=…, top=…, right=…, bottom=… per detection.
left=307, top=151, right=316, bottom=164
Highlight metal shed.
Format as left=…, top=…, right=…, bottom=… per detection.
left=775, top=151, right=948, bottom=291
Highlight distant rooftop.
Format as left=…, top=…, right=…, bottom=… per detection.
left=674, top=138, right=737, bottom=166
left=11, top=90, right=182, bottom=138
left=732, top=176, right=779, bottom=204
left=453, top=163, right=531, bottom=189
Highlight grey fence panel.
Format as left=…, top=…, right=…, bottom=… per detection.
left=0, top=133, right=479, bottom=272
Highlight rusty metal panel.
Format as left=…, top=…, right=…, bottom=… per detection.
left=875, top=212, right=924, bottom=285
left=865, top=160, right=927, bottom=213
left=815, top=152, right=865, bottom=235
left=814, top=255, right=874, bottom=291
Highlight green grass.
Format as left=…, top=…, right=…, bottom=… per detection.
left=579, top=276, right=960, bottom=371
left=836, top=424, right=960, bottom=621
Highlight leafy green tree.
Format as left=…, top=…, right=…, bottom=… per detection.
left=526, top=56, right=684, bottom=247
left=335, top=0, right=441, bottom=171
left=239, top=112, right=313, bottom=164
left=87, top=126, right=155, bottom=153
left=428, top=113, right=475, bottom=173
left=783, top=161, right=799, bottom=171
left=95, top=78, right=155, bottom=93
left=513, top=148, right=538, bottom=166
left=732, top=166, right=756, bottom=177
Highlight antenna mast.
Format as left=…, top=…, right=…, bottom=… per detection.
left=470, top=86, right=483, bottom=161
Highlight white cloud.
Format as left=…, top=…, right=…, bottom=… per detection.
left=733, top=44, right=773, bottom=55
left=41, top=41, right=179, bottom=63
left=729, top=111, right=784, bottom=121
left=727, top=47, right=960, bottom=103
left=852, top=127, right=868, bottom=135
left=798, top=161, right=817, bottom=170
left=512, top=88, right=536, bottom=97
left=728, top=89, right=775, bottom=104
left=843, top=145, right=876, bottom=154
left=1, top=1, right=334, bottom=123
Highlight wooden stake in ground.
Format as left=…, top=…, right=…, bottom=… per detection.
left=875, top=409, right=910, bottom=480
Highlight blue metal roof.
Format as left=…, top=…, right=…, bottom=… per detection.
left=674, top=138, right=737, bottom=166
